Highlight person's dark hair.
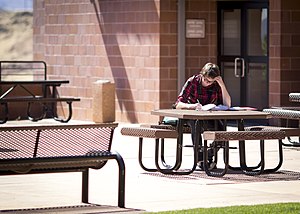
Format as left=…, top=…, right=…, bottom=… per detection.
left=200, top=63, right=220, bottom=78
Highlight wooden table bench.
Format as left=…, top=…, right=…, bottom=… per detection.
left=0, top=122, right=125, bottom=208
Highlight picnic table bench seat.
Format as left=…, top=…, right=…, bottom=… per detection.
left=120, top=126, right=195, bottom=174
left=289, top=93, right=300, bottom=103
left=261, top=107, right=300, bottom=147
left=0, top=96, right=80, bottom=124
left=263, top=108, right=300, bottom=120
left=203, top=130, right=286, bottom=177
left=0, top=123, right=125, bottom=208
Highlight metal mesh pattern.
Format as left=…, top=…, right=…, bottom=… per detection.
left=245, top=126, right=300, bottom=137
left=37, top=127, right=112, bottom=157
left=289, top=93, right=300, bottom=103
left=149, top=124, right=191, bottom=133
left=0, top=129, right=37, bottom=159
left=203, top=131, right=285, bottom=141
left=263, top=108, right=300, bottom=119
left=245, top=126, right=282, bottom=131
left=0, top=127, right=113, bottom=160
left=121, top=127, right=178, bottom=139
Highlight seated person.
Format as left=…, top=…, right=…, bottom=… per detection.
left=173, top=62, right=231, bottom=169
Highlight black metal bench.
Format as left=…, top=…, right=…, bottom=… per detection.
left=203, top=130, right=286, bottom=177
left=0, top=123, right=125, bottom=208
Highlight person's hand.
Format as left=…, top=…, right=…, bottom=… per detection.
left=214, top=76, right=225, bottom=87
left=195, top=103, right=202, bottom=111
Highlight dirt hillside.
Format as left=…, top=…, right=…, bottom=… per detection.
left=0, top=10, right=33, bottom=61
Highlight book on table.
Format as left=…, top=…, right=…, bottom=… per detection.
left=200, top=104, right=257, bottom=111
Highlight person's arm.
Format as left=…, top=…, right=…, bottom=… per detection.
left=215, top=76, right=231, bottom=107
left=175, top=101, right=201, bottom=110
left=174, top=76, right=203, bottom=110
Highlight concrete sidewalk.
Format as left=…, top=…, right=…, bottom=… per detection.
left=0, top=121, right=299, bottom=213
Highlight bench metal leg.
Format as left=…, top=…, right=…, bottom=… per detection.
left=82, top=168, right=89, bottom=203
left=115, top=152, right=126, bottom=208
left=81, top=154, right=126, bottom=208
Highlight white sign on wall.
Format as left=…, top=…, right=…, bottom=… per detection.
left=186, top=19, right=205, bottom=38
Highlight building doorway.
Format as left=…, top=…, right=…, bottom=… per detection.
left=217, top=1, right=269, bottom=110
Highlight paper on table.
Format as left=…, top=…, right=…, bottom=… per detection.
left=201, top=104, right=216, bottom=111
left=229, top=106, right=257, bottom=111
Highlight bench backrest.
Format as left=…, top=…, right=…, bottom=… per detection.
left=0, top=123, right=117, bottom=160
left=0, top=61, right=46, bottom=81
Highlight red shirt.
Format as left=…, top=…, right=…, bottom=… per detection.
left=175, top=74, right=223, bottom=106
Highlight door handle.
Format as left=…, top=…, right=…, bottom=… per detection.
left=234, top=58, right=245, bottom=77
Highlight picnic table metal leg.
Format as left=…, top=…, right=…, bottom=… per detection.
left=228, top=119, right=244, bottom=171
left=173, top=119, right=185, bottom=170
left=53, top=101, right=73, bottom=123
left=227, top=119, right=260, bottom=172
left=27, top=102, right=47, bottom=121
left=159, top=138, right=174, bottom=169
left=203, top=138, right=229, bottom=177
left=152, top=119, right=197, bottom=175
left=0, top=103, right=8, bottom=124
left=263, top=139, right=283, bottom=173
left=282, top=119, right=300, bottom=147
left=138, top=137, right=157, bottom=172
left=241, top=140, right=265, bottom=175
left=154, top=137, right=197, bottom=175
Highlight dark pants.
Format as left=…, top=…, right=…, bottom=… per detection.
left=187, top=120, right=224, bottom=162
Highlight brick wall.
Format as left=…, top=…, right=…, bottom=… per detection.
left=185, top=0, right=217, bottom=79
left=33, top=0, right=161, bottom=123
left=159, top=0, right=178, bottom=110
left=159, top=0, right=217, bottom=109
left=269, top=0, right=300, bottom=126
left=269, top=0, right=300, bottom=107
left=33, top=0, right=216, bottom=123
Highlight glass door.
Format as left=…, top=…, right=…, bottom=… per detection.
left=218, top=2, right=269, bottom=110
